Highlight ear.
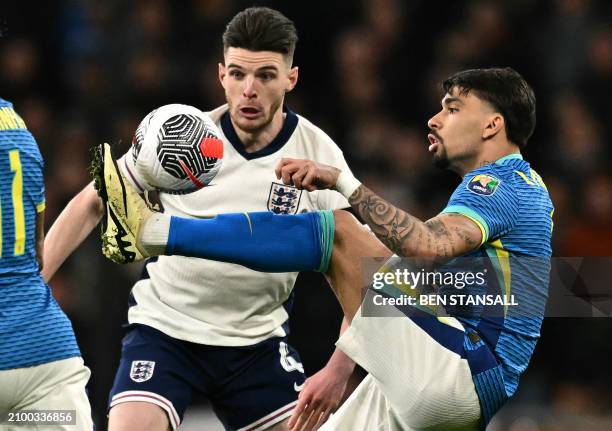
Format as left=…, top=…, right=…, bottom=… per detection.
left=218, top=63, right=226, bottom=89
left=483, top=113, right=505, bottom=140
left=286, top=66, right=299, bottom=92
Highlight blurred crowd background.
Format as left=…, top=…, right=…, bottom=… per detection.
left=2, top=0, right=611, bottom=429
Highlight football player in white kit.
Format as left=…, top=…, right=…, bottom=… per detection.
left=43, top=7, right=356, bottom=431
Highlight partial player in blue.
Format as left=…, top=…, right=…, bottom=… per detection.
left=0, top=98, right=93, bottom=429
left=97, top=68, right=552, bottom=430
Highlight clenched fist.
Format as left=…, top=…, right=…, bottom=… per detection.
left=275, top=158, right=341, bottom=191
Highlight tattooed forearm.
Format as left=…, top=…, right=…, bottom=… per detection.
left=348, top=185, right=481, bottom=257
left=424, top=219, right=455, bottom=257
left=452, top=224, right=478, bottom=249
left=348, top=185, right=420, bottom=255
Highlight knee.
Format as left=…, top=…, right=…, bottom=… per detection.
left=332, top=210, right=360, bottom=247
left=388, top=377, right=481, bottom=430
left=332, top=209, right=391, bottom=259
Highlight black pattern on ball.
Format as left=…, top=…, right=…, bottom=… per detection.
left=156, top=114, right=219, bottom=180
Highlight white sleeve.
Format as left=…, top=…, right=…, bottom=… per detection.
left=117, top=150, right=148, bottom=193
left=316, top=189, right=350, bottom=210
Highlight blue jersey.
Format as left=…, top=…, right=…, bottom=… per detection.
left=0, top=98, right=80, bottom=370
left=441, top=153, right=553, bottom=423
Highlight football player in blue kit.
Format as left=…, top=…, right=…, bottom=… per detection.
left=0, top=99, right=93, bottom=430
left=98, top=67, right=553, bottom=430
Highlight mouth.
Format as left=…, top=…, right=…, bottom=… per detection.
left=239, top=106, right=262, bottom=119
left=427, top=133, right=442, bottom=153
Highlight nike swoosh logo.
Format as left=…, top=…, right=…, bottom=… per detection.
left=294, top=382, right=305, bottom=392
left=178, top=159, right=204, bottom=188
left=242, top=212, right=253, bottom=235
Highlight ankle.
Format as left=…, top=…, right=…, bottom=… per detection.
left=140, top=213, right=171, bottom=256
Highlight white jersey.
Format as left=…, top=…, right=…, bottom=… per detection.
left=121, top=104, right=350, bottom=346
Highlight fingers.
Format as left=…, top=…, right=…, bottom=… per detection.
left=291, top=403, right=321, bottom=431
left=290, top=397, right=334, bottom=431
left=289, top=406, right=309, bottom=431
left=291, top=165, right=310, bottom=189
left=282, top=165, right=298, bottom=185
left=294, top=405, right=330, bottom=431
left=288, top=390, right=310, bottom=429
left=302, top=404, right=324, bottom=431
left=275, top=158, right=295, bottom=180
left=276, top=158, right=314, bottom=189
left=314, top=409, right=333, bottom=430
left=302, top=167, right=319, bottom=192
left=281, top=162, right=303, bottom=186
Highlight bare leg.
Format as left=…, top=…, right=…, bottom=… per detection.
left=108, top=402, right=171, bottom=431
left=267, top=418, right=290, bottom=430
left=325, top=210, right=392, bottom=322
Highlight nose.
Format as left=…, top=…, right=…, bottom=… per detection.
left=243, top=75, right=257, bottom=99
left=427, top=112, right=441, bottom=130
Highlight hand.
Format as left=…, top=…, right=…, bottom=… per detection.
left=275, top=158, right=341, bottom=192
left=288, top=364, right=350, bottom=431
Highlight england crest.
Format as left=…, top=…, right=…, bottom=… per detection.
left=130, top=360, right=156, bottom=383
left=267, top=182, right=302, bottom=214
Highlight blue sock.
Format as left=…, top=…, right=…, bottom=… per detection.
left=165, top=210, right=335, bottom=273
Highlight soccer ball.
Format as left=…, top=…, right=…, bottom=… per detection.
left=130, top=104, right=223, bottom=194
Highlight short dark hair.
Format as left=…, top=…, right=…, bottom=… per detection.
left=442, top=67, right=536, bottom=148
left=222, top=7, right=298, bottom=62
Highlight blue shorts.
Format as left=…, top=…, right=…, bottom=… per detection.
left=109, top=324, right=306, bottom=430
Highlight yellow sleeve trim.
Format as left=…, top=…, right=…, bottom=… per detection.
left=36, top=202, right=46, bottom=213
left=441, top=205, right=489, bottom=246
left=514, top=170, right=535, bottom=186
left=460, top=213, right=487, bottom=246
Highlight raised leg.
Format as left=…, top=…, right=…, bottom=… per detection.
left=325, top=210, right=392, bottom=322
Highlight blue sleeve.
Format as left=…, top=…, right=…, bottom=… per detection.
left=441, top=171, right=518, bottom=244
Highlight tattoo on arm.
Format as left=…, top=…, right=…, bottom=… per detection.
left=348, top=185, right=479, bottom=257
left=452, top=224, right=478, bottom=249
left=348, top=185, right=417, bottom=255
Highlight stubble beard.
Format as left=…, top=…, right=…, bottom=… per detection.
left=229, top=96, right=284, bottom=135
left=433, top=152, right=450, bottom=170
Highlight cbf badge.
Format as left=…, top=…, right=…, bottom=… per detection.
left=130, top=360, right=156, bottom=383
left=467, top=174, right=500, bottom=196
left=268, top=182, right=302, bottom=214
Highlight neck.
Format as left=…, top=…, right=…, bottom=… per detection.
left=457, top=140, right=521, bottom=177
left=232, top=108, right=286, bottom=153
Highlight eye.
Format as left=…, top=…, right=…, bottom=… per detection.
left=257, top=72, right=275, bottom=81
left=229, top=70, right=244, bottom=79
left=448, top=107, right=459, bottom=114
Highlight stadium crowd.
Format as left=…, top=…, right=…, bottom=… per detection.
left=2, top=0, right=611, bottom=429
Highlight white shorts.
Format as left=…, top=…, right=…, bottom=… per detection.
left=322, top=299, right=481, bottom=431
left=0, top=357, right=93, bottom=430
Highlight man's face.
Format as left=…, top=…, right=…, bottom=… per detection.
left=219, top=47, right=298, bottom=134
left=427, top=87, right=496, bottom=170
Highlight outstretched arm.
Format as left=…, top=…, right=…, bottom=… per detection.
left=42, top=182, right=104, bottom=282
left=347, top=185, right=481, bottom=257
left=276, top=158, right=482, bottom=258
